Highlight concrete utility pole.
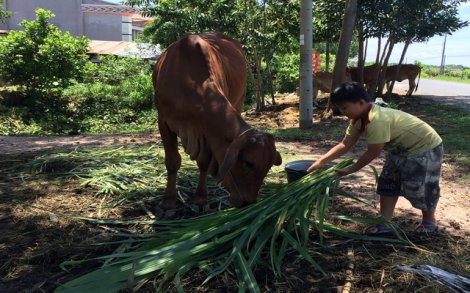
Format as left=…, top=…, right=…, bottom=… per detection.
left=299, top=0, right=313, bottom=129
left=440, top=34, right=447, bottom=75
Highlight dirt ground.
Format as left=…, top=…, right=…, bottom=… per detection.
left=0, top=91, right=469, bottom=292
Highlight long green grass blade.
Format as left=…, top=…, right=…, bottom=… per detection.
left=236, top=253, right=260, bottom=293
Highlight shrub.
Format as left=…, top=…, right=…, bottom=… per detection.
left=464, top=69, right=470, bottom=79
left=82, top=55, right=153, bottom=85
left=424, top=67, right=439, bottom=77
left=444, top=69, right=464, bottom=78
left=271, top=53, right=300, bottom=93
left=61, top=71, right=156, bottom=133
left=320, top=53, right=335, bottom=72
left=0, top=9, right=89, bottom=96
left=0, top=56, right=156, bottom=135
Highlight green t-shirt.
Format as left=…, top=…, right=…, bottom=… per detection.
left=345, top=104, right=442, bottom=155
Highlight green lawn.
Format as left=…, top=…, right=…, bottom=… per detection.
left=424, top=75, right=470, bottom=84
left=418, top=103, right=470, bottom=176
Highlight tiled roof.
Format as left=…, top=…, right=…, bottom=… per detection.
left=81, top=4, right=140, bottom=14
left=82, top=0, right=118, bottom=5
left=87, top=40, right=161, bottom=59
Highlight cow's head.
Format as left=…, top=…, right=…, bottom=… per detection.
left=217, top=130, right=282, bottom=207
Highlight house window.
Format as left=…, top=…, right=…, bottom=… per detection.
left=132, top=29, right=141, bottom=41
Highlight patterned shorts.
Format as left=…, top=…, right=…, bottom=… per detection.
left=376, top=144, right=443, bottom=211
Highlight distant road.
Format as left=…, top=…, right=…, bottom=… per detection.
left=393, top=79, right=470, bottom=111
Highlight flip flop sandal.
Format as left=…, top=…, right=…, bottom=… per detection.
left=415, top=221, right=438, bottom=234
left=364, top=223, right=393, bottom=235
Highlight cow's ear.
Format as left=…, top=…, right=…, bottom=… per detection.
left=274, top=151, right=282, bottom=166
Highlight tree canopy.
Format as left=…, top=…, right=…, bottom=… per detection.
left=126, top=0, right=300, bottom=110
left=125, top=0, right=468, bottom=103
left=0, top=0, right=11, bottom=22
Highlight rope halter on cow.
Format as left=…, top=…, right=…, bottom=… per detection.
left=227, top=127, right=256, bottom=205
left=238, top=127, right=255, bottom=137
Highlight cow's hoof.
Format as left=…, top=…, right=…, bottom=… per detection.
left=202, top=203, right=211, bottom=213
left=154, top=206, right=165, bottom=218
left=155, top=205, right=177, bottom=219
left=161, top=199, right=177, bottom=210
left=189, top=204, right=200, bottom=213
left=188, top=203, right=211, bottom=213
left=192, top=194, right=208, bottom=206
left=164, top=209, right=176, bottom=218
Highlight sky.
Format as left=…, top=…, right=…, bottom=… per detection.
left=106, top=1, right=470, bottom=67
left=364, top=3, right=470, bottom=67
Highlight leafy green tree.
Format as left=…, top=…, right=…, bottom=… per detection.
left=356, top=0, right=468, bottom=97
left=313, top=0, right=344, bottom=72
left=125, top=0, right=299, bottom=110
left=0, top=0, right=11, bottom=22
left=385, top=0, right=468, bottom=94
left=130, top=0, right=242, bottom=48
left=0, top=9, right=89, bottom=96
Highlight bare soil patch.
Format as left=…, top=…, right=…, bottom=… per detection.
left=0, top=92, right=469, bottom=292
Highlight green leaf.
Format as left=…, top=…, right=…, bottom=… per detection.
left=236, top=253, right=260, bottom=293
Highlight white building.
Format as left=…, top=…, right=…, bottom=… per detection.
left=0, top=0, right=153, bottom=42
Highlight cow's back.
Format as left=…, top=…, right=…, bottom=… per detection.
left=153, top=32, right=246, bottom=114
left=200, top=33, right=247, bottom=111
left=386, top=64, right=420, bottom=82
left=153, top=32, right=248, bottom=162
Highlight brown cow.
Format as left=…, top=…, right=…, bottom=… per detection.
left=348, top=64, right=421, bottom=96
left=295, top=71, right=352, bottom=100
left=153, top=32, right=282, bottom=209
left=312, top=71, right=352, bottom=99
left=385, top=64, right=421, bottom=96
left=347, top=64, right=379, bottom=91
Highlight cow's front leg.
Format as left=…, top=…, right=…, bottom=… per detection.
left=159, top=120, right=181, bottom=209
left=193, top=160, right=209, bottom=205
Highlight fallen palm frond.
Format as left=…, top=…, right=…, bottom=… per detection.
left=55, top=158, right=406, bottom=293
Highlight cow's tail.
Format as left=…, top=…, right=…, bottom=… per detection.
left=415, top=67, right=421, bottom=92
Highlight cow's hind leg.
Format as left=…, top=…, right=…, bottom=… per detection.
left=407, top=78, right=416, bottom=96
left=159, top=120, right=181, bottom=209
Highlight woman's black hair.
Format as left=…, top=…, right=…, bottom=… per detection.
left=331, top=81, right=371, bottom=104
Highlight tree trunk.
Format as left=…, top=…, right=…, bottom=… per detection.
left=324, top=0, right=358, bottom=117
left=266, top=61, right=276, bottom=105
left=386, top=40, right=410, bottom=96
left=375, top=37, right=382, bottom=65
left=357, top=25, right=365, bottom=84
left=253, top=46, right=264, bottom=112
left=376, top=38, right=395, bottom=97
left=364, top=37, right=368, bottom=65
left=368, top=37, right=389, bottom=97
